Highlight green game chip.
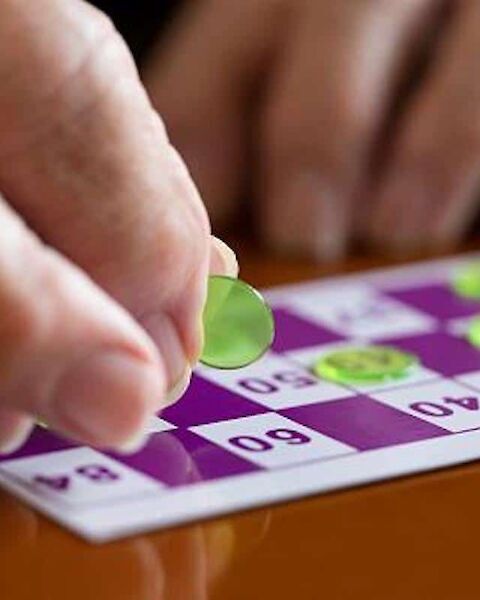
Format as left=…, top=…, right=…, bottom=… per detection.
left=467, top=316, right=480, bottom=348
left=453, top=263, right=480, bottom=299
left=313, top=345, right=417, bottom=385
left=200, top=276, right=275, bottom=369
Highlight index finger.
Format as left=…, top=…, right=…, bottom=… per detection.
left=0, top=0, right=233, bottom=391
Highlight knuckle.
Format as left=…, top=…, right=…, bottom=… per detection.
left=0, top=234, right=47, bottom=360
left=153, top=222, right=209, bottom=305
left=356, top=0, right=419, bottom=11
left=0, top=293, right=43, bottom=361
left=261, top=101, right=306, bottom=167
left=0, top=1, right=137, bottom=153
left=398, top=121, right=480, bottom=184
left=162, top=199, right=210, bottom=275
left=168, top=146, right=211, bottom=240
left=71, top=8, right=136, bottom=90
left=151, top=151, right=210, bottom=296
left=454, top=123, right=480, bottom=159
left=77, top=4, right=117, bottom=39
left=261, top=100, right=360, bottom=178
left=0, top=238, right=64, bottom=368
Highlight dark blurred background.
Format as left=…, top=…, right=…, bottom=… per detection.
left=92, top=1, right=180, bottom=64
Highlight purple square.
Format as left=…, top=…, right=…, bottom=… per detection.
left=385, top=284, right=480, bottom=320
left=110, top=432, right=197, bottom=487
left=0, top=427, right=74, bottom=462
left=115, top=430, right=260, bottom=485
left=379, top=332, right=480, bottom=376
left=283, top=396, right=448, bottom=450
left=173, top=429, right=260, bottom=481
left=163, top=374, right=266, bottom=427
left=272, top=308, right=345, bottom=352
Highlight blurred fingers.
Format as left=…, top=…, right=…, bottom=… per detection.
left=369, top=1, right=480, bottom=252
left=259, top=0, right=437, bottom=260
left=143, top=0, right=284, bottom=227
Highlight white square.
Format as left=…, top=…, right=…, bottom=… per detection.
left=198, top=352, right=351, bottom=409
left=286, top=283, right=435, bottom=339
left=372, top=379, right=480, bottom=432
left=446, top=317, right=474, bottom=338
left=349, top=366, right=440, bottom=393
left=456, top=371, right=480, bottom=392
left=191, top=413, right=353, bottom=468
left=146, top=416, right=176, bottom=434
left=0, top=447, right=162, bottom=507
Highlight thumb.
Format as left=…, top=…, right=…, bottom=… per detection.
left=209, top=236, right=239, bottom=278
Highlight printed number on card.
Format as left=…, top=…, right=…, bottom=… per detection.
left=410, top=396, right=479, bottom=418
left=229, top=428, right=311, bottom=452
left=238, top=371, right=317, bottom=395
left=34, top=464, right=120, bottom=492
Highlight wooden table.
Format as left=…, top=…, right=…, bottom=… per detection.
left=2, top=245, right=480, bottom=600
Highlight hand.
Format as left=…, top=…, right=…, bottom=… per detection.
left=0, top=0, right=237, bottom=453
left=144, top=0, right=480, bottom=259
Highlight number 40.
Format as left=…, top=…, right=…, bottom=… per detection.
left=410, top=396, right=479, bottom=418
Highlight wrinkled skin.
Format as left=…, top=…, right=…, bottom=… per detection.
left=0, top=0, right=237, bottom=453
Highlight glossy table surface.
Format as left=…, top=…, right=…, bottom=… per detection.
left=2, top=245, right=480, bottom=600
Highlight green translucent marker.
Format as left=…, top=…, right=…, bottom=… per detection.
left=467, top=317, right=480, bottom=348
left=453, top=263, right=480, bottom=299
left=313, top=345, right=417, bottom=385
left=200, top=276, right=275, bottom=369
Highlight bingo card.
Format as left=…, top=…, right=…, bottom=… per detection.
left=3, top=254, right=480, bottom=542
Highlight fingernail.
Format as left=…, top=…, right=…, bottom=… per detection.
left=140, top=312, right=190, bottom=386
left=52, top=350, right=164, bottom=449
left=114, top=430, right=148, bottom=455
left=163, top=367, right=192, bottom=408
left=210, top=236, right=239, bottom=277
left=0, top=421, right=34, bottom=455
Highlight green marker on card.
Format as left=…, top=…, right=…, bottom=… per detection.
left=313, top=345, right=417, bottom=385
left=467, top=317, right=480, bottom=348
left=200, top=276, right=275, bottom=369
left=453, top=263, right=480, bottom=299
